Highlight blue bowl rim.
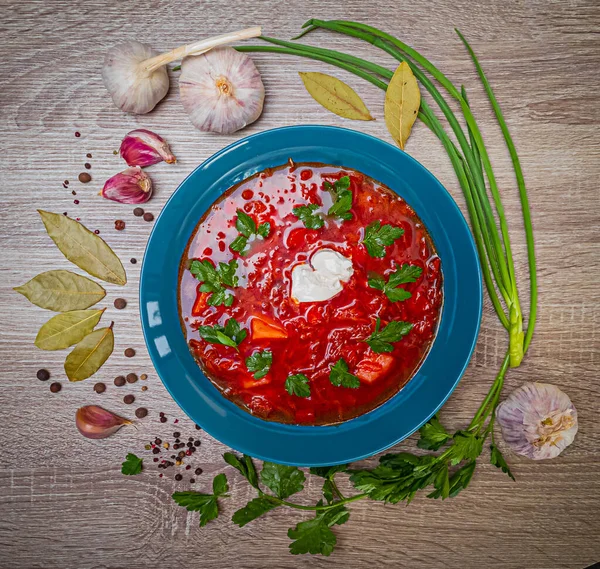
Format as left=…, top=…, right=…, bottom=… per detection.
left=140, top=125, right=482, bottom=466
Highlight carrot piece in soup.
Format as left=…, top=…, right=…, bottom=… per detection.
left=356, top=353, right=395, bottom=383
left=251, top=317, right=288, bottom=339
left=191, top=291, right=209, bottom=316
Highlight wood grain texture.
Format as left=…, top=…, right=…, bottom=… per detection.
left=1, top=0, right=599, bottom=567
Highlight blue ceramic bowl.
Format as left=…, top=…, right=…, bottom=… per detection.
left=140, top=125, right=482, bottom=466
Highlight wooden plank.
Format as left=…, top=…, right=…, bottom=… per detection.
left=0, top=1, right=598, bottom=567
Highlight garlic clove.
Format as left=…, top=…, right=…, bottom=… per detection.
left=76, top=405, right=132, bottom=439
left=496, top=382, right=578, bottom=460
left=102, top=41, right=170, bottom=114
left=101, top=166, right=153, bottom=204
left=179, top=47, right=265, bottom=134
left=120, top=129, right=176, bottom=167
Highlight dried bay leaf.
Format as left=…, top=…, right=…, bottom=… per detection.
left=38, top=210, right=127, bottom=286
left=35, top=309, right=105, bottom=351
left=14, top=270, right=106, bottom=311
left=64, top=324, right=114, bottom=381
left=299, top=72, right=374, bottom=121
left=384, top=62, right=421, bottom=150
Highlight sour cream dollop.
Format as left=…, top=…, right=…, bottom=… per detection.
left=291, top=248, right=354, bottom=303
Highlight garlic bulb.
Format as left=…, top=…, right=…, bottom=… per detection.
left=180, top=47, right=265, bottom=134
left=102, top=41, right=169, bottom=114
left=496, top=382, right=578, bottom=460
left=102, top=27, right=261, bottom=115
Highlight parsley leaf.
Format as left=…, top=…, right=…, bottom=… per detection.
left=236, top=209, right=257, bottom=237
left=350, top=453, right=437, bottom=504
left=329, top=358, right=360, bottom=389
left=190, top=259, right=238, bottom=306
left=260, top=462, right=306, bottom=499
left=322, top=479, right=335, bottom=503
left=292, top=204, right=324, bottom=229
left=198, top=318, right=247, bottom=350
left=417, top=415, right=452, bottom=451
left=223, top=452, right=260, bottom=489
left=172, top=473, right=229, bottom=527
left=229, top=235, right=248, bottom=253
left=245, top=349, right=272, bottom=379
left=325, top=176, right=353, bottom=221
left=448, top=431, right=484, bottom=465
left=368, top=263, right=423, bottom=302
left=365, top=318, right=413, bottom=353
left=428, top=460, right=476, bottom=499
left=285, top=373, right=311, bottom=398
left=490, top=444, right=515, bottom=481
left=328, top=190, right=353, bottom=221
left=362, top=221, right=404, bottom=258
left=288, top=503, right=350, bottom=556
left=309, top=465, right=348, bottom=478
left=121, top=453, right=143, bottom=475
left=232, top=496, right=280, bottom=527
left=230, top=209, right=271, bottom=254
left=257, top=222, right=271, bottom=238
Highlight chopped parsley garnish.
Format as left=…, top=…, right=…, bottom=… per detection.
left=230, top=209, right=271, bottom=254
left=198, top=318, right=247, bottom=350
left=329, top=358, right=360, bottom=388
left=292, top=204, right=324, bottom=229
left=171, top=473, right=229, bottom=527
left=368, top=263, right=423, bottom=302
left=285, top=373, right=311, bottom=398
left=245, top=349, right=272, bottom=379
left=362, top=221, right=404, bottom=258
left=365, top=317, right=413, bottom=353
left=190, top=258, right=238, bottom=307
left=121, top=453, right=143, bottom=476
left=324, top=176, right=353, bottom=221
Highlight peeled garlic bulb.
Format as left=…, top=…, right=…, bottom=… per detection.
left=102, top=41, right=169, bottom=114
left=180, top=47, right=265, bottom=134
left=102, top=28, right=261, bottom=115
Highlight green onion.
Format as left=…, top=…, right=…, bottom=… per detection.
left=238, top=22, right=536, bottom=448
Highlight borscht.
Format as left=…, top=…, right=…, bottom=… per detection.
left=178, top=161, right=442, bottom=425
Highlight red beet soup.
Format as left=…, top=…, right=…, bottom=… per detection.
left=179, top=162, right=442, bottom=425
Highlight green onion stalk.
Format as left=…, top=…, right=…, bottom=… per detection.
left=236, top=20, right=537, bottom=451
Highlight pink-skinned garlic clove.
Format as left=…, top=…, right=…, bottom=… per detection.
left=76, top=405, right=132, bottom=439
left=101, top=166, right=153, bottom=204
left=102, top=41, right=170, bottom=114
left=496, top=382, right=578, bottom=460
left=179, top=47, right=265, bottom=134
left=120, top=129, right=176, bottom=167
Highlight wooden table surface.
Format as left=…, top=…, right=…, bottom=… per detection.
left=1, top=1, right=599, bottom=568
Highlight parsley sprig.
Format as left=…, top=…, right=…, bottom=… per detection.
left=170, top=402, right=515, bottom=556
left=172, top=473, right=229, bottom=527
left=190, top=259, right=238, bottom=307
left=329, top=358, right=360, bottom=388
left=362, top=221, right=404, bottom=258
left=230, top=209, right=271, bottom=254
left=368, top=264, right=423, bottom=302
left=121, top=453, right=143, bottom=475
left=198, top=318, right=247, bottom=350
left=246, top=349, right=272, bottom=379
left=365, top=317, right=413, bottom=353
left=285, top=373, right=311, bottom=398
left=292, top=204, right=324, bottom=229
left=324, top=176, right=353, bottom=221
